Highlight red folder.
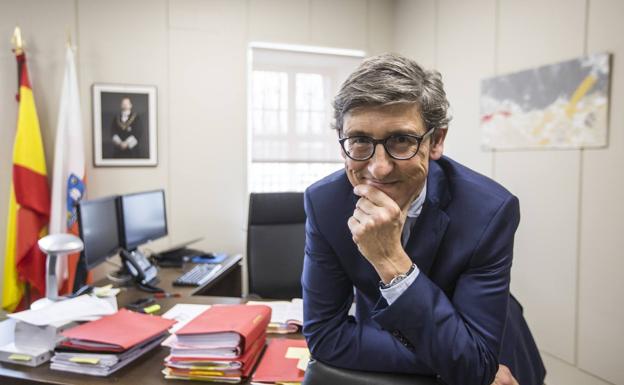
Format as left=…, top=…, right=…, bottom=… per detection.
left=176, top=305, right=271, bottom=352
left=251, top=339, right=308, bottom=383
left=61, top=308, right=175, bottom=352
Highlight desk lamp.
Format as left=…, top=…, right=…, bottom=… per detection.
left=31, top=234, right=84, bottom=309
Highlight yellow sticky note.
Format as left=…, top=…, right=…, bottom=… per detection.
left=70, top=357, right=100, bottom=365
left=8, top=354, right=31, bottom=362
left=296, top=351, right=310, bottom=371
left=93, top=284, right=113, bottom=297
left=143, top=304, right=161, bottom=314
left=285, top=347, right=309, bottom=359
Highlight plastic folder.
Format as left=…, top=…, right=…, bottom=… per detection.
left=251, top=339, right=308, bottom=383
left=61, top=308, right=175, bottom=352
left=176, top=304, right=271, bottom=352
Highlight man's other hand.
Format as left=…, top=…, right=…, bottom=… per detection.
left=493, top=365, right=519, bottom=385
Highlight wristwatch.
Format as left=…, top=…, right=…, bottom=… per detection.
left=379, top=263, right=417, bottom=289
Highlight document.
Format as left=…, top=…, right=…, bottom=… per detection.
left=247, top=299, right=303, bottom=334
left=162, top=303, right=211, bottom=334
left=8, top=294, right=117, bottom=326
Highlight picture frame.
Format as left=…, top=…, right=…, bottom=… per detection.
left=92, top=83, right=158, bottom=166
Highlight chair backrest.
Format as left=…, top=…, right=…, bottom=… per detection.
left=303, top=360, right=437, bottom=385
left=247, top=192, right=306, bottom=300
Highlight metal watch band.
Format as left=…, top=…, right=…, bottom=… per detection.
left=379, top=263, right=417, bottom=289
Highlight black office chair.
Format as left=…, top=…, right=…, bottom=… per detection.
left=247, top=192, right=306, bottom=300
left=303, top=360, right=438, bottom=385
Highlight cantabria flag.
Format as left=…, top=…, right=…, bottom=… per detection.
left=49, top=46, right=86, bottom=294
left=2, top=51, right=50, bottom=312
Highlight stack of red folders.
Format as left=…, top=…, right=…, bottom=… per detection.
left=162, top=304, right=271, bottom=383
left=51, top=309, right=175, bottom=376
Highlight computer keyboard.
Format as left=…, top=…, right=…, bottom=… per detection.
left=173, top=264, right=222, bottom=287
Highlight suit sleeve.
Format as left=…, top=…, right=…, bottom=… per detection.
left=301, top=189, right=431, bottom=373
left=371, top=195, right=520, bottom=385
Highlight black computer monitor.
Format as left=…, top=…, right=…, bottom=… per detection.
left=117, top=189, right=168, bottom=251
left=77, top=196, right=120, bottom=270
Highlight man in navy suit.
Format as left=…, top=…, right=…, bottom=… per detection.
left=302, top=54, right=546, bottom=385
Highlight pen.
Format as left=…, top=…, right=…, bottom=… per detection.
left=153, top=292, right=181, bottom=298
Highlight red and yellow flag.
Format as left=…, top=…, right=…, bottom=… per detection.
left=2, top=51, right=50, bottom=312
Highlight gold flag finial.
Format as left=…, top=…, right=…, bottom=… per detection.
left=11, top=26, right=24, bottom=55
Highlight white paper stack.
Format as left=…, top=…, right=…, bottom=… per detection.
left=0, top=295, right=117, bottom=368
left=246, top=299, right=303, bottom=334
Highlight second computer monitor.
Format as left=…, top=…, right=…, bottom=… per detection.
left=77, top=196, right=120, bottom=270
left=118, top=189, right=168, bottom=251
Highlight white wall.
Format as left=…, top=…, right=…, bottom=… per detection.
left=394, top=1, right=624, bottom=384
left=0, top=0, right=394, bottom=293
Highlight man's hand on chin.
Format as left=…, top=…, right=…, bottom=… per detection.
left=347, top=184, right=412, bottom=284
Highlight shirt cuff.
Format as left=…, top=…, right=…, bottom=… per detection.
left=379, top=265, right=420, bottom=305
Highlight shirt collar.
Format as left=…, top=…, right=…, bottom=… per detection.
left=406, top=182, right=427, bottom=219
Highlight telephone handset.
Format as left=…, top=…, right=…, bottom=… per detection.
left=120, top=249, right=162, bottom=292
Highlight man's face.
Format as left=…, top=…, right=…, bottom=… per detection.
left=341, top=103, right=446, bottom=210
left=120, top=98, right=132, bottom=113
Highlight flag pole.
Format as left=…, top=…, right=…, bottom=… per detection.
left=66, top=26, right=72, bottom=50
left=11, top=26, right=24, bottom=55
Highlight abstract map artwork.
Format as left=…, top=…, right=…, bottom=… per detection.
left=481, top=52, right=611, bottom=149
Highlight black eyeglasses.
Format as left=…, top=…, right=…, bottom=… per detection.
left=338, top=129, right=436, bottom=161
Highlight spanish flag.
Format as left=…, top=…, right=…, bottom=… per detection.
left=2, top=51, right=50, bottom=312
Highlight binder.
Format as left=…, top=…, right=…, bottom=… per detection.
left=165, top=335, right=266, bottom=378
left=51, top=333, right=167, bottom=376
left=251, top=339, right=308, bottom=383
left=176, top=304, right=271, bottom=352
left=60, top=308, right=175, bottom=352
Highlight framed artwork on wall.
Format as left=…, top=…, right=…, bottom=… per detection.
left=92, top=83, right=157, bottom=166
left=480, top=52, right=611, bottom=150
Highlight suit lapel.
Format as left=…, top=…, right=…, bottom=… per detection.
left=403, top=160, right=451, bottom=276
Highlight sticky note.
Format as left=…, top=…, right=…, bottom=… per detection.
left=69, top=357, right=100, bottom=365
left=143, top=304, right=161, bottom=314
left=296, top=351, right=310, bottom=371
left=8, top=354, right=31, bottom=362
left=285, top=347, right=309, bottom=359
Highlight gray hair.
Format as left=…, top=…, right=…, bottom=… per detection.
left=332, top=53, right=451, bottom=136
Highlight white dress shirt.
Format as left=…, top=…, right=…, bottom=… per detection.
left=379, top=183, right=427, bottom=305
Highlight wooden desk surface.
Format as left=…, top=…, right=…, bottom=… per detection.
left=0, top=255, right=300, bottom=385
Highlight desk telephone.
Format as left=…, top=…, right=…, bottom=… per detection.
left=120, top=249, right=162, bottom=292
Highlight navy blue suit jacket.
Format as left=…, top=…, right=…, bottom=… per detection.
left=302, top=156, right=546, bottom=385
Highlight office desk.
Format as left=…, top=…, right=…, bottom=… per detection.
left=0, top=253, right=267, bottom=385
left=117, top=253, right=244, bottom=301
left=0, top=295, right=302, bottom=385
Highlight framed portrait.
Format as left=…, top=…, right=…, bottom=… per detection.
left=92, top=83, right=157, bottom=166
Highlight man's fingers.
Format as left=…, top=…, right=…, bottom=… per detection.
left=353, top=184, right=397, bottom=209
left=355, top=197, right=376, bottom=215
left=352, top=207, right=369, bottom=225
